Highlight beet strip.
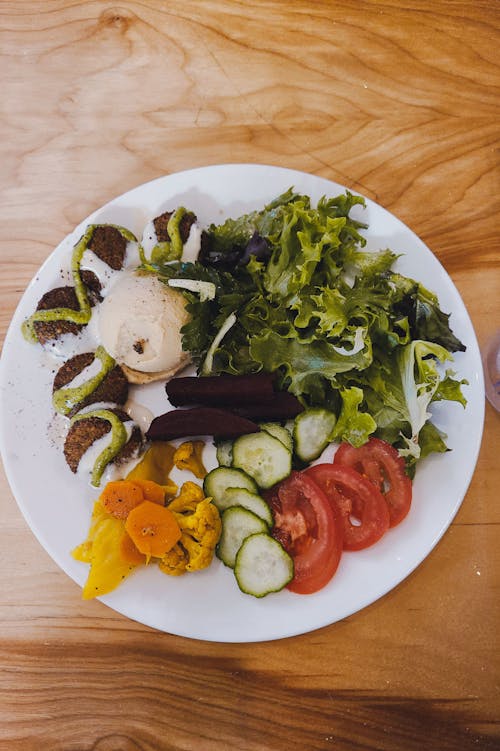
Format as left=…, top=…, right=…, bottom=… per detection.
left=231, top=392, right=304, bottom=421
left=166, top=373, right=276, bottom=407
left=146, top=407, right=259, bottom=441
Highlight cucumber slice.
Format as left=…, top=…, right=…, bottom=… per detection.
left=219, top=487, right=273, bottom=527
left=259, top=422, right=294, bottom=452
left=215, top=439, right=233, bottom=467
left=234, top=533, right=294, bottom=597
left=293, top=408, right=337, bottom=462
left=216, top=507, right=268, bottom=568
left=204, top=466, right=257, bottom=504
left=231, top=432, right=292, bottom=489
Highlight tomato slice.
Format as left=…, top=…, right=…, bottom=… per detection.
left=305, top=464, right=390, bottom=551
left=265, top=471, right=343, bottom=595
left=333, top=438, right=412, bottom=527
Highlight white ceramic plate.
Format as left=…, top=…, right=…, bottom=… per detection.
left=0, top=164, right=484, bottom=642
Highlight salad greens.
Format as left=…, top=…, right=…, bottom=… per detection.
left=143, top=189, right=467, bottom=472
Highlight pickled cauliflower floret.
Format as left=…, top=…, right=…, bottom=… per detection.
left=173, top=441, right=207, bottom=479
left=159, top=482, right=221, bottom=576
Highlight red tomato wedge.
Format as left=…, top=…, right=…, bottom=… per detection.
left=265, top=471, right=343, bottom=595
left=333, top=438, right=412, bottom=527
left=305, top=464, right=390, bottom=551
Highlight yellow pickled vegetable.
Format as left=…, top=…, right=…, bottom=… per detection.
left=167, top=481, right=205, bottom=513
left=120, top=531, right=146, bottom=565
left=99, top=480, right=144, bottom=519
left=72, top=500, right=109, bottom=564
left=158, top=544, right=189, bottom=576
left=72, top=501, right=139, bottom=600
left=173, top=441, right=207, bottom=479
left=100, top=478, right=166, bottom=520
left=125, top=501, right=181, bottom=563
left=73, top=447, right=218, bottom=599
left=127, top=441, right=178, bottom=497
left=159, top=482, right=221, bottom=576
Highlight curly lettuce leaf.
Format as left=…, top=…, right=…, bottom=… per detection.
left=331, top=387, right=377, bottom=447
left=396, top=340, right=466, bottom=461
left=263, top=209, right=347, bottom=297
left=249, top=329, right=372, bottom=400
left=202, top=188, right=304, bottom=261
left=342, top=339, right=467, bottom=463
left=391, top=274, right=466, bottom=352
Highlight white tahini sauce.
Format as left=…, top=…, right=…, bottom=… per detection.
left=141, top=220, right=158, bottom=257
left=182, top=223, right=202, bottom=262
left=75, top=419, right=135, bottom=483
left=61, top=354, right=103, bottom=390
left=140, top=218, right=201, bottom=263
left=125, top=399, right=154, bottom=433
left=41, top=323, right=99, bottom=361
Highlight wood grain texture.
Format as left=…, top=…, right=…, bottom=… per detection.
left=0, top=1, right=499, bottom=749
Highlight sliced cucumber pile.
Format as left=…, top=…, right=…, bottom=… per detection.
left=259, top=422, right=294, bottom=452
left=216, top=507, right=293, bottom=597
left=211, top=410, right=336, bottom=484
left=207, top=408, right=337, bottom=598
left=235, top=533, right=293, bottom=597
left=207, top=465, right=291, bottom=596
left=215, top=439, right=233, bottom=467
left=221, top=487, right=273, bottom=527
left=232, top=431, right=292, bottom=490
left=217, top=507, right=269, bottom=569
left=204, top=466, right=258, bottom=501
left=293, top=408, right=337, bottom=462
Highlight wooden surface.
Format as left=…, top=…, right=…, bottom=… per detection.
left=1, top=2, right=499, bottom=749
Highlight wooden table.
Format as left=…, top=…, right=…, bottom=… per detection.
left=1, top=2, right=498, bottom=749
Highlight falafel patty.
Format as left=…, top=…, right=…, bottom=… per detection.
left=153, top=210, right=197, bottom=244
left=64, top=408, right=143, bottom=476
left=33, top=270, right=101, bottom=344
left=53, top=351, right=129, bottom=417
left=87, top=225, right=128, bottom=270
left=33, top=286, right=81, bottom=344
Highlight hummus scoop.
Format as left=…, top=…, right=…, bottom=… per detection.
left=98, top=272, right=191, bottom=384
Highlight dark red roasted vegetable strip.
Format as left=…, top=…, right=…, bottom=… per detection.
left=166, top=373, right=276, bottom=407
left=146, top=407, right=259, bottom=441
left=230, top=392, right=304, bottom=421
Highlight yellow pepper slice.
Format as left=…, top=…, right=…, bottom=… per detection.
left=127, top=441, right=178, bottom=497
